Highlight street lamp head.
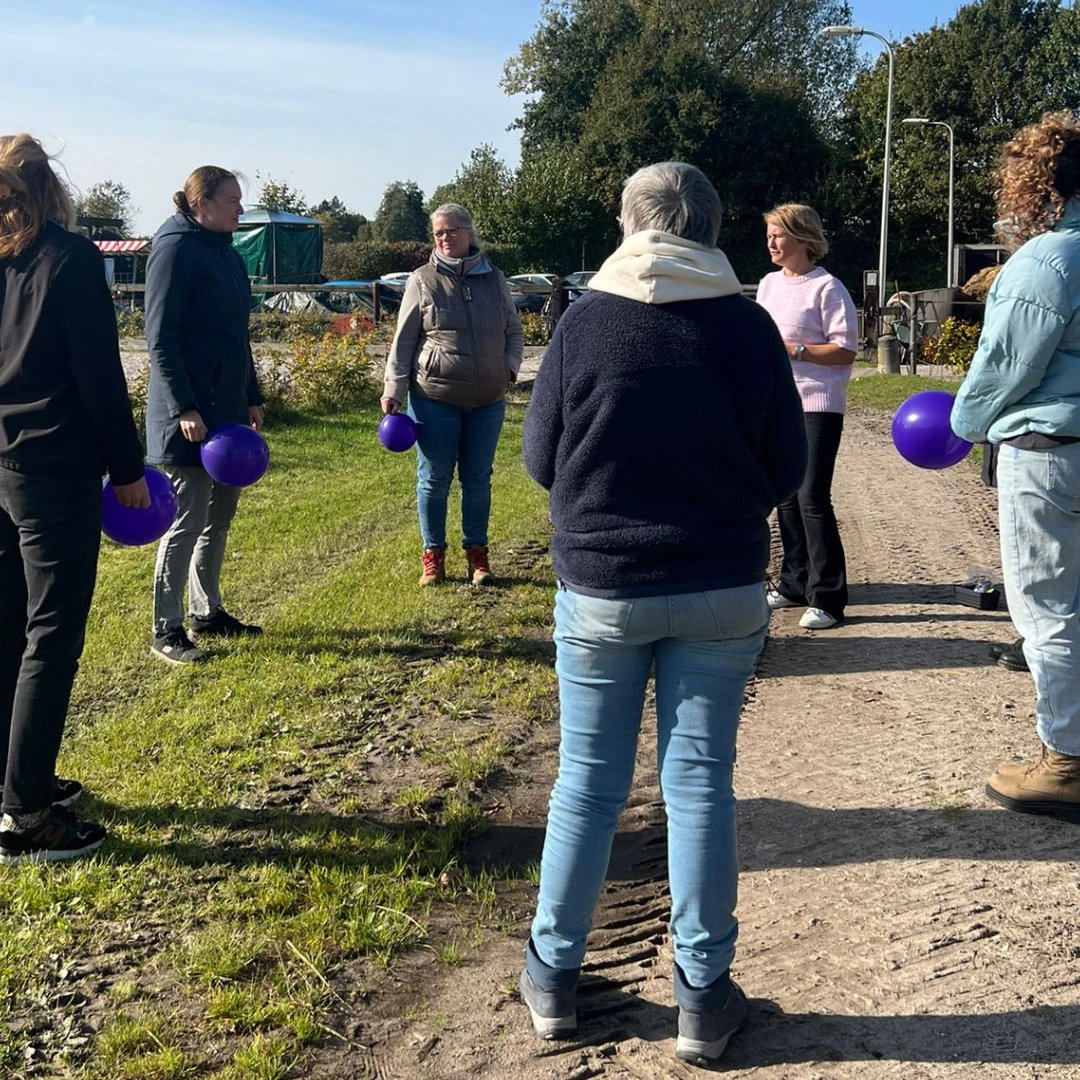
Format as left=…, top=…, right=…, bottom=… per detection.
left=903, top=118, right=931, bottom=125
left=821, top=25, right=864, bottom=36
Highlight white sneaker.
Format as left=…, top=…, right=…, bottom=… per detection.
left=766, top=589, right=802, bottom=610
left=799, top=607, right=839, bottom=630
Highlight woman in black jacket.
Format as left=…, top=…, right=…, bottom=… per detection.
left=145, top=167, right=264, bottom=665
left=0, top=134, right=148, bottom=865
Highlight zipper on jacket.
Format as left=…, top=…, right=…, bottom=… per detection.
left=462, top=278, right=479, bottom=408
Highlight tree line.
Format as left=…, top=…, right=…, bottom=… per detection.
left=81, top=0, right=1080, bottom=294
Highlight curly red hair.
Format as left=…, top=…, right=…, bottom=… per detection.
left=996, top=110, right=1080, bottom=246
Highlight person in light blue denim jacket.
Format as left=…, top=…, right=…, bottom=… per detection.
left=951, top=110, right=1080, bottom=823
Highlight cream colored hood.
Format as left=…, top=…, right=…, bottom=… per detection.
left=588, top=230, right=742, bottom=304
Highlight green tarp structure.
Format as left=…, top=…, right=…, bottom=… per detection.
left=233, top=207, right=324, bottom=284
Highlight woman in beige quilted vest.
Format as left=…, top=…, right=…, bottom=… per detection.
left=382, top=203, right=523, bottom=585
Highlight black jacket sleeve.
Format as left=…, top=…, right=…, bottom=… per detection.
left=145, top=242, right=198, bottom=418
left=523, top=322, right=565, bottom=491
left=57, top=243, right=145, bottom=485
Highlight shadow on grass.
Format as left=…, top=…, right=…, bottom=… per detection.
left=261, top=626, right=555, bottom=664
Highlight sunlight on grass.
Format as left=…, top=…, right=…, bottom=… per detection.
left=1, top=400, right=558, bottom=1076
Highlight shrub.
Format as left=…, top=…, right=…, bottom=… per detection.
left=127, top=361, right=150, bottom=443
left=262, top=330, right=381, bottom=417
left=519, top=312, right=550, bottom=346
left=116, top=307, right=145, bottom=339
left=322, top=241, right=429, bottom=281
left=922, top=317, right=982, bottom=372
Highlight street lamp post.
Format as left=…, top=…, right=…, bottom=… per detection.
left=822, top=25, right=896, bottom=312
left=902, top=117, right=956, bottom=288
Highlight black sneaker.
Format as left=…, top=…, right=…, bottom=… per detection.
left=190, top=609, right=263, bottom=638
left=989, top=638, right=1024, bottom=660
left=518, top=968, right=578, bottom=1040
left=0, top=778, right=82, bottom=809
left=0, top=805, right=106, bottom=866
left=997, top=642, right=1029, bottom=672
left=151, top=628, right=206, bottom=665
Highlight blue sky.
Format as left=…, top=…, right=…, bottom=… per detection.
left=2, top=0, right=966, bottom=236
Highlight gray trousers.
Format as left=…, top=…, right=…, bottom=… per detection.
left=152, top=466, right=242, bottom=635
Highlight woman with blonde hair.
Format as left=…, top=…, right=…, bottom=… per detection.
left=0, top=135, right=148, bottom=864
left=756, top=203, right=858, bottom=630
left=952, top=111, right=1080, bottom=821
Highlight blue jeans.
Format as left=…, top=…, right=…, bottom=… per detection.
left=531, top=583, right=769, bottom=991
left=408, top=397, right=506, bottom=550
left=998, top=442, right=1080, bottom=756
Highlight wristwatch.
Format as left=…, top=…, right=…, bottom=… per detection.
left=794, top=343, right=806, bottom=360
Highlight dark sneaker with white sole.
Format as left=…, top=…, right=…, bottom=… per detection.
left=0, top=805, right=106, bottom=866
left=190, top=609, right=263, bottom=638
left=518, top=968, right=578, bottom=1039
left=0, top=778, right=82, bottom=809
left=151, top=628, right=206, bottom=665
left=674, top=966, right=749, bottom=1065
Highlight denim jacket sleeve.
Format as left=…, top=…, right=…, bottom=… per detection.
left=951, top=251, right=1070, bottom=443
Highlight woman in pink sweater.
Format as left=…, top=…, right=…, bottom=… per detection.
left=756, top=204, right=859, bottom=630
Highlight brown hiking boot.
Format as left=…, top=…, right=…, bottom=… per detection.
left=465, top=545, right=494, bottom=586
left=419, top=548, right=446, bottom=586
left=986, top=744, right=1080, bottom=823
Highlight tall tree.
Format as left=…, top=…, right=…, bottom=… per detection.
left=74, top=180, right=139, bottom=235
left=841, top=0, right=1080, bottom=289
left=257, top=175, right=309, bottom=215
left=501, top=0, right=859, bottom=275
left=373, top=180, right=428, bottom=242
left=310, top=196, right=367, bottom=242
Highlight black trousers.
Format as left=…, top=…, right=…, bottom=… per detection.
left=0, top=468, right=101, bottom=814
left=776, top=411, right=848, bottom=619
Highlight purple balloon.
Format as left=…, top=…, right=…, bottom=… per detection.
left=892, top=390, right=973, bottom=469
left=200, top=424, right=270, bottom=487
left=378, top=413, right=418, bottom=453
left=102, top=466, right=178, bottom=546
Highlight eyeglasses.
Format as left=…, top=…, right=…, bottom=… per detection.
left=434, top=228, right=463, bottom=239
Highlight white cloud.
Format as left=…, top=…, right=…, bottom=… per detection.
left=0, top=3, right=525, bottom=234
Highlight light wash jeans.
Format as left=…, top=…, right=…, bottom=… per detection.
left=408, top=396, right=505, bottom=550
left=530, top=583, right=770, bottom=992
left=998, top=442, right=1080, bottom=756
left=152, top=466, right=242, bottom=635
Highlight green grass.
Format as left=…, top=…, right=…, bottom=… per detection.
left=847, top=372, right=966, bottom=412
left=0, top=391, right=557, bottom=1076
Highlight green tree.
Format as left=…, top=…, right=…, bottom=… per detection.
left=373, top=180, right=428, bottom=242
left=257, top=175, right=309, bottom=215
left=74, top=180, right=139, bottom=235
left=500, top=0, right=858, bottom=275
left=310, top=196, right=367, bottom=242
left=425, top=145, right=512, bottom=241
left=841, top=0, right=1080, bottom=289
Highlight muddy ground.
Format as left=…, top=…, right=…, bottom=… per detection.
left=330, top=403, right=1080, bottom=1080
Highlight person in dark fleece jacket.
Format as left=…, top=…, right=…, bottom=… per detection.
left=145, top=166, right=264, bottom=666
left=0, top=134, right=148, bottom=866
left=518, top=162, right=807, bottom=1066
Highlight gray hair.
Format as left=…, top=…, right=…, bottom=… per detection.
left=430, top=202, right=478, bottom=246
left=620, top=162, right=722, bottom=247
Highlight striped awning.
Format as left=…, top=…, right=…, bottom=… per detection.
left=94, top=240, right=151, bottom=254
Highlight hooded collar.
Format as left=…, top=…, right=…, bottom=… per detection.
left=588, top=230, right=742, bottom=304
left=154, top=212, right=234, bottom=249
left=431, top=245, right=489, bottom=277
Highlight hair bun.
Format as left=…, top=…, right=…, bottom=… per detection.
left=172, top=190, right=190, bottom=213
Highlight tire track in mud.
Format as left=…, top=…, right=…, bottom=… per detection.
left=366, top=410, right=1080, bottom=1080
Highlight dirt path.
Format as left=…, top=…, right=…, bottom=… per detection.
left=332, top=407, right=1080, bottom=1080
